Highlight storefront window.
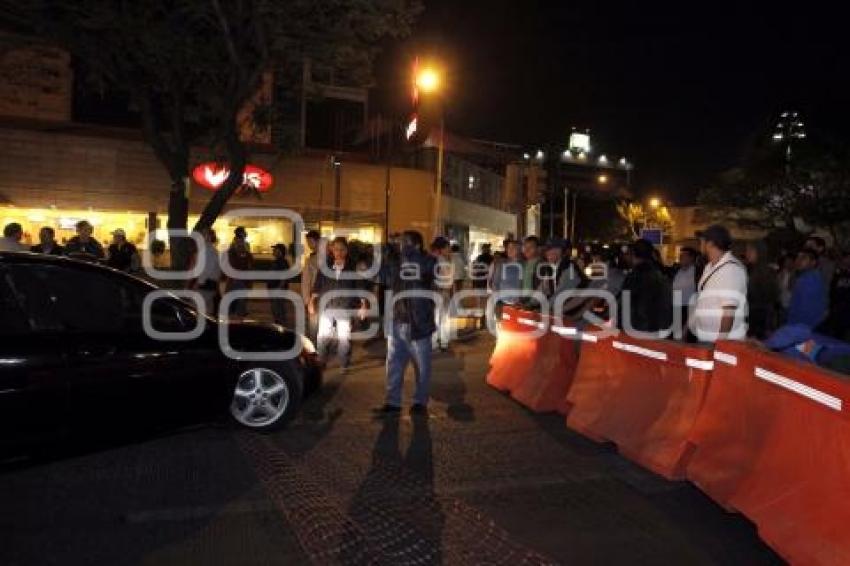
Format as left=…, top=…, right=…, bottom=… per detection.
left=0, top=206, right=150, bottom=249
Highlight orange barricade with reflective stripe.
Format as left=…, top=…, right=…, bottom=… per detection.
left=689, top=342, right=850, bottom=565
left=564, top=333, right=616, bottom=442
left=486, top=307, right=543, bottom=393
left=567, top=335, right=713, bottom=479
left=586, top=335, right=713, bottom=479
left=509, top=316, right=582, bottom=414
left=685, top=341, right=776, bottom=509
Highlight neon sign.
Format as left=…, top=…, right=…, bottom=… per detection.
left=192, top=163, right=274, bottom=193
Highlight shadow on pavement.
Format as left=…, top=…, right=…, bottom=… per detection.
left=346, top=415, right=444, bottom=564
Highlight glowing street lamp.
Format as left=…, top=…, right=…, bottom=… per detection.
left=415, top=67, right=440, bottom=94
left=413, top=62, right=445, bottom=237
left=649, top=197, right=661, bottom=209
left=597, top=174, right=608, bottom=184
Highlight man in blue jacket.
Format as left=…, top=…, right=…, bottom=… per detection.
left=787, top=248, right=827, bottom=328
left=375, top=230, right=437, bottom=417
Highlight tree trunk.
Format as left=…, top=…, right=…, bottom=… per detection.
left=167, top=177, right=191, bottom=270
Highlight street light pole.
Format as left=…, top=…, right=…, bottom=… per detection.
left=433, top=115, right=445, bottom=238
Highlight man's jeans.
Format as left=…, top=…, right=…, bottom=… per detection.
left=386, top=322, right=433, bottom=407
left=317, top=311, right=352, bottom=368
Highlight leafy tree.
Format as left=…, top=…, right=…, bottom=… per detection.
left=698, top=121, right=850, bottom=248
left=616, top=200, right=673, bottom=240
left=4, top=0, right=421, bottom=266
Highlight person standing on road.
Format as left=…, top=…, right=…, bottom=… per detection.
left=375, top=230, right=437, bottom=416
left=224, top=226, right=254, bottom=319
left=31, top=226, right=65, bottom=255
left=431, top=236, right=453, bottom=351
left=450, top=243, right=466, bottom=293
left=672, top=247, right=699, bottom=340
left=805, top=236, right=835, bottom=292
left=471, top=243, right=494, bottom=329
left=106, top=229, right=140, bottom=273
left=619, top=239, right=673, bottom=333
left=787, top=248, right=827, bottom=329
left=268, top=243, right=293, bottom=327
left=301, top=230, right=322, bottom=340
left=309, top=237, right=368, bottom=372
left=744, top=240, right=780, bottom=339
left=65, top=220, right=104, bottom=261
left=693, top=224, right=748, bottom=342
left=187, top=228, right=222, bottom=317
left=520, top=235, right=541, bottom=297
left=0, top=222, right=27, bottom=251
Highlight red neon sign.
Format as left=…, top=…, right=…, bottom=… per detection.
left=192, top=162, right=274, bottom=193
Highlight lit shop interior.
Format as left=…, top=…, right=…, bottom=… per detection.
left=0, top=205, right=383, bottom=259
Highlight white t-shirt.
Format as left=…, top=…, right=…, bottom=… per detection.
left=694, top=251, right=748, bottom=342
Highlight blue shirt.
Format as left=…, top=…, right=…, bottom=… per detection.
left=787, top=269, right=827, bottom=328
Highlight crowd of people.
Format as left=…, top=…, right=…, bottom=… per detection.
left=1, top=220, right=140, bottom=271
left=5, top=215, right=850, bottom=408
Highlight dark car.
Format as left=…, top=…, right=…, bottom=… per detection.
left=0, top=252, right=321, bottom=458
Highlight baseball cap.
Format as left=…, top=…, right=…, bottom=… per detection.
left=697, top=224, right=732, bottom=251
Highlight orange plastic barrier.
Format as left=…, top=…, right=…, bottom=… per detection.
left=566, top=334, right=713, bottom=479
left=564, top=332, right=616, bottom=442
left=509, top=316, right=582, bottom=414
left=486, top=307, right=543, bottom=393
left=688, top=342, right=850, bottom=565
left=685, top=341, right=776, bottom=509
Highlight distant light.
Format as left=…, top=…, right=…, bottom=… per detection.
left=333, top=160, right=341, bottom=167
left=597, top=174, right=608, bottom=184
left=415, top=68, right=440, bottom=93
left=649, top=197, right=661, bottom=208
left=535, top=149, right=544, bottom=160
left=602, top=244, right=610, bottom=249
left=598, top=154, right=608, bottom=165
left=619, top=157, right=628, bottom=166
left=773, top=132, right=784, bottom=141
left=795, top=132, right=807, bottom=139
left=523, top=152, right=531, bottom=160
left=468, top=175, right=476, bottom=190
left=562, top=150, right=572, bottom=160
left=577, top=152, right=587, bottom=161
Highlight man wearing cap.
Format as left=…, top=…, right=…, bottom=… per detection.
left=106, top=228, right=139, bottom=272
left=694, top=224, right=748, bottom=342
left=0, top=222, right=27, bottom=252
left=65, top=220, right=105, bottom=260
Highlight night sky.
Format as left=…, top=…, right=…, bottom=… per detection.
left=376, top=0, right=848, bottom=204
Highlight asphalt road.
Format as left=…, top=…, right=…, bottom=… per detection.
left=0, top=333, right=782, bottom=565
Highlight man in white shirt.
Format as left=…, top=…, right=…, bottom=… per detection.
left=0, top=223, right=27, bottom=252
left=693, top=225, right=748, bottom=342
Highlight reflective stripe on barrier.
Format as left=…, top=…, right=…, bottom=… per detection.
left=509, top=316, right=580, bottom=414
left=612, top=340, right=668, bottom=361
left=753, top=366, right=842, bottom=411
left=570, top=334, right=713, bottom=479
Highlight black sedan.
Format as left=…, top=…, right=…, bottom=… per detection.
left=0, top=252, right=321, bottom=458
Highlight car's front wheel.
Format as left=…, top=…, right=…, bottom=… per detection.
left=229, top=364, right=302, bottom=430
